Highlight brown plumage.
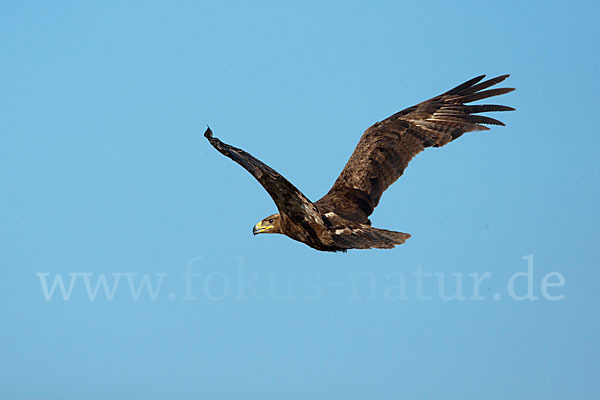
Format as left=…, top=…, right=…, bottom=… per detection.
left=205, top=74, right=515, bottom=252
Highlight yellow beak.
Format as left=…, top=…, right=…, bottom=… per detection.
left=252, top=221, right=273, bottom=235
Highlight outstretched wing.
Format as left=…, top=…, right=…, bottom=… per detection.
left=204, top=127, right=323, bottom=226
left=316, top=74, right=515, bottom=223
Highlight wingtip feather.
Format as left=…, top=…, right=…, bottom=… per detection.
left=446, top=75, right=487, bottom=95
left=204, top=126, right=213, bottom=139
left=492, top=74, right=510, bottom=82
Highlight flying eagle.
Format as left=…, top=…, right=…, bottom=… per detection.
left=205, top=74, right=514, bottom=252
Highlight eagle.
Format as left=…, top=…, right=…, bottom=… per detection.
left=205, top=74, right=514, bottom=252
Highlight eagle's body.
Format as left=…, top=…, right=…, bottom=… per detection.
left=205, top=74, right=514, bottom=252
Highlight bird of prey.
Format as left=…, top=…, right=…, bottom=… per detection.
left=204, top=74, right=514, bottom=252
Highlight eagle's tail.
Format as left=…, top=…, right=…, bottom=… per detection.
left=331, top=226, right=411, bottom=250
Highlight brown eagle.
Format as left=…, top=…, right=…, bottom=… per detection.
left=205, top=74, right=514, bottom=252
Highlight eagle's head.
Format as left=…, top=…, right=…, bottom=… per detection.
left=253, top=214, right=282, bottom=235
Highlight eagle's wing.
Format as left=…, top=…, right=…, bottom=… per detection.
left=204, top=128, right=323, bottom=226
left=315, top=74, right=515, bottom=223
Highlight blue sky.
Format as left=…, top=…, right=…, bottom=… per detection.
left=1, top=1, right=599, bottom=399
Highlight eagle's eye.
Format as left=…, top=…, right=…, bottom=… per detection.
left=268, top=218, right=274, bottom=224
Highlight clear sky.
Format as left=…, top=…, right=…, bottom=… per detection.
left=1, top=1, right=599, bottom=399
